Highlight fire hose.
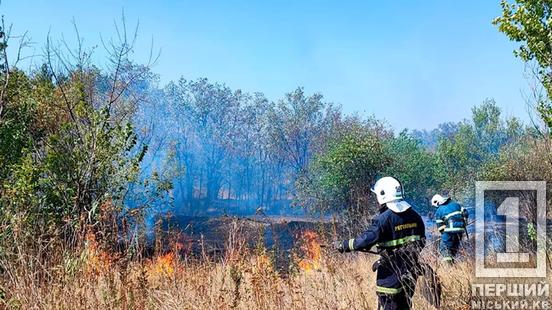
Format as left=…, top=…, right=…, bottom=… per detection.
left=319, top=243, right=380, bottom=255
left=319, top=243, right=441, bottom=308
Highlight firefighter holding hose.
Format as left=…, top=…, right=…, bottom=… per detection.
left=334, top=176, right=426, bottom=310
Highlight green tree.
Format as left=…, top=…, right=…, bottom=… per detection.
left=480, top=136, right=552, bottom=235
left=266, top=88, right=337, bottom=175
left=0, top=18, right=166, bottom=265
left=0, top=70, right=37, bottom=179
left=385, top=131, right=443, bottom=211
left=437, top=100, right=524, bottom=195
left=494, top=0, right=552, bottom=128
left=295, top=126, right=391, bottom=233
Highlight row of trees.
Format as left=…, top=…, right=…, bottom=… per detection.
left=129, top=64, right=529, bottom=222
left=153, top=82, right=338, bottom=215
left=295, top=100, right=528, bottom=230
left=2, top=0, right=552, bottom=260
left=150, top=80, right=527, bottom=219
left=0, top=38, right=530, bottom=233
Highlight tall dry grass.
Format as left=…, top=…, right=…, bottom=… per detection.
left=0, top=251, right=478, bottom=309
left=0, top=222, right=541, bottom=310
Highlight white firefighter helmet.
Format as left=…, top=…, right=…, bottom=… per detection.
left=431, top=194, right=449, bottom=207
left=371, top=176, right=411, bottom=213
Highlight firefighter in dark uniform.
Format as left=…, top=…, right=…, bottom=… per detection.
left=431, top=194, right=468, bottom=263
left=334, top=176, right=426, bottom=310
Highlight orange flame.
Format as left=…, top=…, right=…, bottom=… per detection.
left=84, top=232, right=114, bottom=276
left=297, top=230, right=321, bottom=272
left=146, top=236, right=187, bottom=278
left=148, top=252, right=177, bottom=276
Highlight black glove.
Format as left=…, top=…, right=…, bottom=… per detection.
left=372, top=259, right=380, bottom=272
left=333, top=240, right=344, bottom=253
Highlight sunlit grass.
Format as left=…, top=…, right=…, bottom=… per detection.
left=0, top=229, right=497, bottom=310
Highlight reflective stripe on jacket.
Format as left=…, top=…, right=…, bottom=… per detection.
left=435, top=200, right=467, bottom=233
left=341, top=206, right=426, bottom=253
left=340, top=204, right=426, bottom=291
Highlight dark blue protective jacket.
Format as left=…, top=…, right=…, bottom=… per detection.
left=434, top=200, right=467, bottom=234
left=341, top=205, right=426, bottom=293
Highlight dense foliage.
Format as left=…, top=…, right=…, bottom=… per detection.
left=494, top=0, right=552, bottom=128
left=0, top=22, right=169, bottom=268
left=0, top=35, right=530, bottom=251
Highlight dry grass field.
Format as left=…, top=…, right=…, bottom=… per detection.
left=0, top=221, right=488, bottom=310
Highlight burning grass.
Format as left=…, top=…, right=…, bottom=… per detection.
left=0, top=251, right=474, bottom=309
left=296, top=230, right=322, bottom=272
left=0, top=225, right=547, bottom=309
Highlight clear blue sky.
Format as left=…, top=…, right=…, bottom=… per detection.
left=3, top=0, right=531, bottom=129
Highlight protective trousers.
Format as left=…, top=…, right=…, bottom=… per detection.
left=375, top=256, right=418, bottom=310
left=439, top=232, right=462, bottom=263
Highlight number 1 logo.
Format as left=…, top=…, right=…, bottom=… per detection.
left=475, top=181, right=547, bottom=278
